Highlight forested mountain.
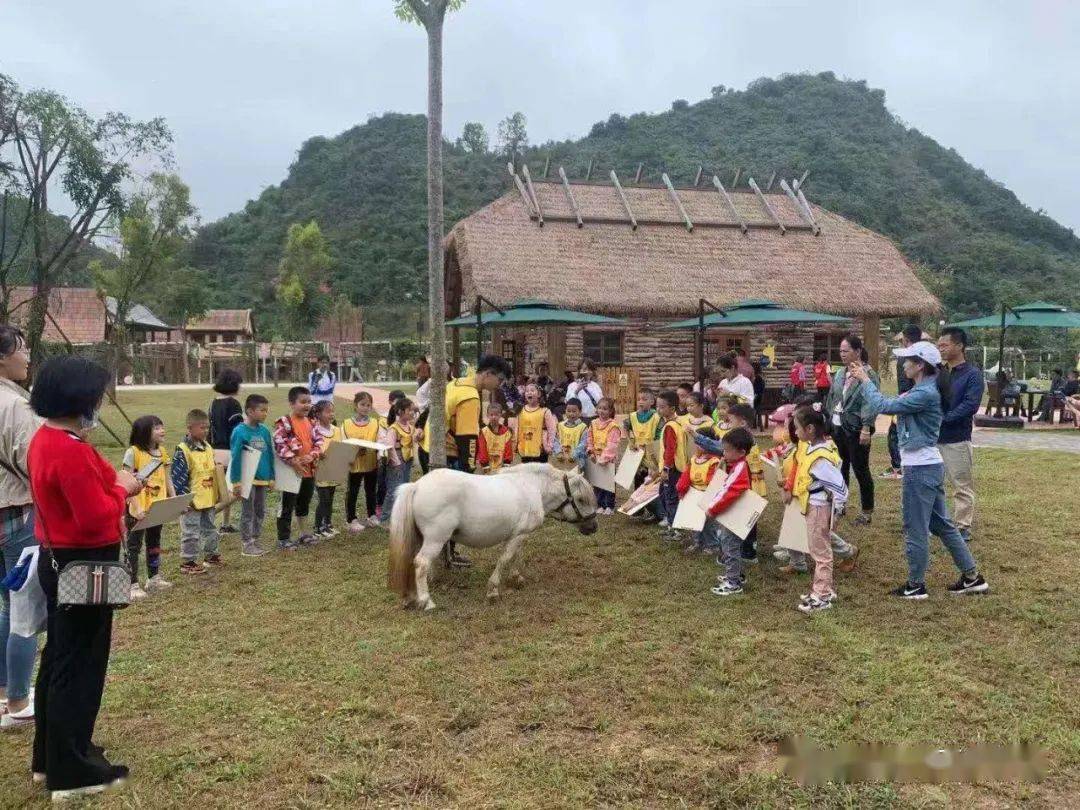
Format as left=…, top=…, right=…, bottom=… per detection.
left=188, top=72, right=1080, bottom=330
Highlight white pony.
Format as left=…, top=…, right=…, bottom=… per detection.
left=388, top=463, right=598, bottom=610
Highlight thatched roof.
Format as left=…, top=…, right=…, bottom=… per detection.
left=446, top=180, right=939, bottom=318
left=187, top=309, right=254, bottom=335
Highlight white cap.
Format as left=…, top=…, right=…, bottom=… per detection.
left=893, top=340, right=941, bottom=366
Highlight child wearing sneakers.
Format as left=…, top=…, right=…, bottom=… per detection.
left=311, top=400, right=342, bottom=539
left=172, top=409, right=221, bottom=575
left=655, top=390, right=682, bottom=536
left=786, top=405, right=848, bottom=614
left=343, top=391, right=381, bottom=532
left=381, top=397, right=419, bottom=523
left=624, top=389, right=662, bottom=520
left=229, top=393, right=275, bottom=557
left=585, top=397, right=622, bottom=514
left=705, top=428, right=755, bottom=596
left=675, top=438, right=722, bottom=554
left=272, top=386, right=323, bottom=550
left=123, top=415, right=175, bottom=599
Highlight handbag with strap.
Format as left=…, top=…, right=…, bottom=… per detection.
left=30, top=476, right=130, bottom=609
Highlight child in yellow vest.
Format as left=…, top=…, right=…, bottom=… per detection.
left=656, top=390, right=683, bottom=536
left=344, top=391, right=382, bottom=533
left=172, top=408, right=221, bottom=575
left=675, top=441, right=722, bottom=554
left=515, top=383, right=556, bottom=463
left=711, top=395, right=735, bottom=435
left=586, top=397, right=623, bottom=514
left=123, top=415, right=176, bottom=600
left=624, top=389, right=662, bottom=513
left=553, top=398, right=588, bottom=469
left=677, top=392, right=715, bottom=470
left=783, top=405, right=848, bottom=615
left=311, top=400, right=343, bottom=539
left=477, top=401, right=514, bottom=472
left=381, top=397, right=419, bottom=524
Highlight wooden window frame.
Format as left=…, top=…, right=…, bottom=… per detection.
left=813, top=332, right=845, bottom=365
left=583, top=330, right=624, bottom=367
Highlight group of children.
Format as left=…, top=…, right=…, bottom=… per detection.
left=120, top=384, right=422, bottom=601
left=120, top=369, right=860, bottom=615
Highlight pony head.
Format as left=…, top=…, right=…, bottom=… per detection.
left=554, top=468, right=598, bottom=535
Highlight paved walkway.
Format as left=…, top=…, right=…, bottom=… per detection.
left=972, top=427, right=1080, bottom=454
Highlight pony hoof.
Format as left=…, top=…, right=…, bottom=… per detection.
left=508, top=574, right=526, bottom=590
left=486, top=590, right=500, bottom=603
left=421, top=599, right=436, bottom=612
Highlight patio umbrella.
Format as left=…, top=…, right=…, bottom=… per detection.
left=662, top=299, right=851, bottom=391
left=447, top=298, right=625, bottom=366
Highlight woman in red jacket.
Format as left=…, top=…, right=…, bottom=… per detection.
left=27, top=356, right=143, bottom=801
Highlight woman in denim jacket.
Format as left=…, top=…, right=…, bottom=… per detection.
left=852, top=341, right=990, bottom=600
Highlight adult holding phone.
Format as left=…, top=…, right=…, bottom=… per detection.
left=565, top=361, right=604, bottom=422
left=307, top=354, right=336, bottom=404
left=27, top=356, right=144, bottom=801
left=0, top=326, right=41, bottom=731
left=851, top=343, right=989, bottom=600
left=825, top=334, right=879, bottom=525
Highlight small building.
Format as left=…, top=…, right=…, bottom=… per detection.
left=444, top=175, right=939, bottom=393
left=182, top=309, right=255, bottom=344
left=105, top=297, right=172, bottom=343
left=7, top=286, right=108, bottom=344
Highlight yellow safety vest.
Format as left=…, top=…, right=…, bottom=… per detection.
left=344, top=417, right=381, bottom=473
left=556, top=420, right=587, bottom=456
left=628, top=410, right=661, bottom=448
left=481, top=426, right=513, bottom=469
left=128, top=446, right=171, bottom=517
left=177, top=441, right=217, bottom=511
left=747, top=444, right=766, bottom=497
left=688, top=454, right=720, bottom=490
left=589, top=419, right=619, bottom=456
left=676, top=415, right=714, bottom=471
left=792, top=441, right=841, bottom=514
left=516, top=406, right=548, bottom=457
left=390, top=422, right=414, bottom=462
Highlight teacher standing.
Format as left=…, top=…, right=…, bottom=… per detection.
left=28, top=356, right=144, bottom=800
left=825, top=335, right=878, bottom=525
left=0, top=326, right=41, bottom=731
left=565, top=361, right=604, bottom=421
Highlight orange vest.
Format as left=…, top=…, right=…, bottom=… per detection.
left=688, top=454, right=721, bottom=490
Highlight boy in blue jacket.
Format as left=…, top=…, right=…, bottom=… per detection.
left=229, top=394, right=276, bottom=557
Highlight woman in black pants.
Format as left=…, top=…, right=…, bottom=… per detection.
left=27, top=357, right=144, bottom=800
left=825, top=335, right=878, bottom=525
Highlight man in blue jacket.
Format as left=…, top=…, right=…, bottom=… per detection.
left=936, top=327, right=984, bottom=542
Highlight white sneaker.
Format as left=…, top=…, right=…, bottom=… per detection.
left=129, top=583, right=148, bottom=601
left=348, top=519, right=365, bottom=534
left=658, top=518, right=670, bottom=528
left=145, top=575, right=173, bottom=592
left=1, top=700, right=33, bottom=730
left=366, top=515, right=380, bottom=528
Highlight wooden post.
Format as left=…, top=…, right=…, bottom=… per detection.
left=693, top=165, right=703, bottom=187
left=547, top=324, right=567, bottom=379
left=558, top=166, right=584, bottom=228
left=662, top=173, right=693, bottom=232
left=766, top=170, right=777, bottom=191
left=521, top=164, right=544, bottom=227
left=863, top=314, right=881, bottom=371
left=748, top=177, right=785, bottom=234
left=731, top=168, right=741, bottom=188
left=712, top=175, right=748, bottom=234
left=609, top=170, right=638, bottom=230
left=542, top=155, right=551, bottom=178
left=585, top=159, right=594, bottom=181
left=451, top=326, right=461, bottom=375
left=634, top=163, right=643, bottom=183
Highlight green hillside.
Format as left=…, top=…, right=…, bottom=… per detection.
left=189, top=72, right=1080, bottom=330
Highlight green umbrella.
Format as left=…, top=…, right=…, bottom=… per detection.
left=446, top=299, right=625, bottom=327
left=948, top=301, right=1080, bottom=329
left=447, top=299, right=625, bottom=368
left=662, top=299, right=850, bottom=329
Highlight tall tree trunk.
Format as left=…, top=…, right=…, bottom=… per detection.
left=425, top=8, right=448, bottom=468
left=26, top=196, right=49, bottom=366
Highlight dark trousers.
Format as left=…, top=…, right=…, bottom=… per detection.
left=741, top=523, right=759, bottom=559
left=887, top=421, right=901, bottom=470
left=277, top=476, right=315, bottom=543
left=520, top=453, right=548, bottom=464
left=33, top=545, right=118, bottom=791
left=346, top=470, right=378, bottom=521
left=375, top=459, right=388, bottom=508
left=126, top=523, right=162, bottom=582
left=595, top=488, right=616, bottom=509
left=659, top=468, right=680, bottom=524
left=835, top=427, right=875, bottom=512
left=315, top=485, right=336, bottom=531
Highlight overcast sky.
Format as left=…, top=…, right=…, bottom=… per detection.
left=2, top=0, right=1078, bottom=231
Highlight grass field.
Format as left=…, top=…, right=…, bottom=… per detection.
left=2, top=387, right=1078, bottom=808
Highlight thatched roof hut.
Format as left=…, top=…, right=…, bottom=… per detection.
left=443, top=177, right=939, bottom=399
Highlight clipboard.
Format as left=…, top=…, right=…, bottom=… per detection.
left=614, top=448, right=644, bottom=491
left=617, top=477, right=661, bottom=516
left=762, top=455, right=780, bottom=491
left=132, top=494, right=192, bottom=531
left=777, top=502, right=810, bottom=553
left=584, top=458, right=616, bottom=493
left=672, top=489, right=707, bottom=532
left=715, top=490, right=768, bottom=540
left=274, top=457, right=302, bottom=494
left=315, top=441, right=362, bottom=485
left=343, top=438, right=392, bottom=453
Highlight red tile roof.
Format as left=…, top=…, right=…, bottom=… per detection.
left=7, top=287, right=107, bottom=344
left=186, top=309, right=253, bottom=335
